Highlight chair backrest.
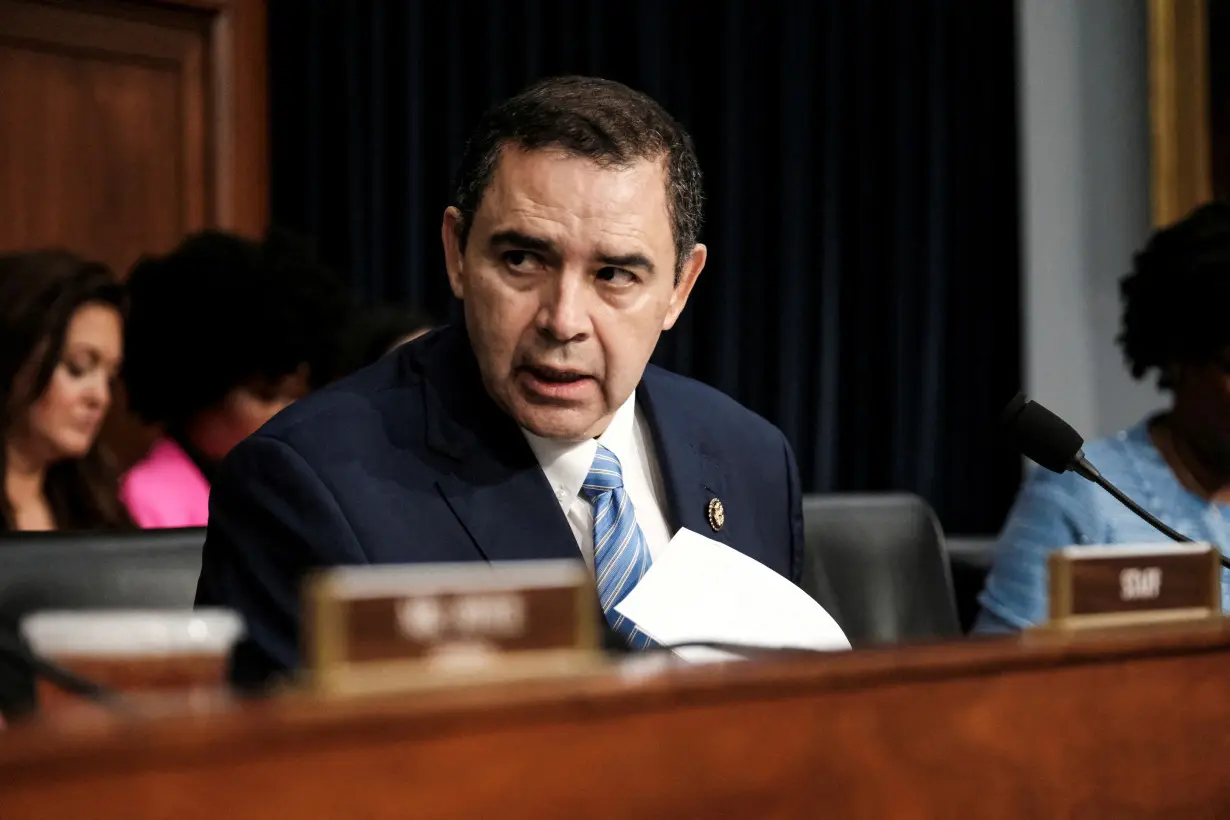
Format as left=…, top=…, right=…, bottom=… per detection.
left=946, top=535, right=996, bottom=633
left=0, top=528, right=206, bottom=629
left=801, top=493, right=960, bottom=646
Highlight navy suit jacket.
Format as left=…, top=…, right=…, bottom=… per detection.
left=196, top=325, right=835, bottom=687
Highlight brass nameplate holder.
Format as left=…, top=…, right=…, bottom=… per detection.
left=1041, top=542, right=1222, bottom=632
left=302, top=560, right=601, bottom=697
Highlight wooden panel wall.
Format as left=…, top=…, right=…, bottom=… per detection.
left=1148, top=0, right=1212, bottom=227
left=0, top=0, right=267, bottom=270
left=0, top=0, right=268, bottom=468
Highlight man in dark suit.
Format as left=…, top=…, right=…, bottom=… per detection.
left=197, top=75, right=838, bottom=687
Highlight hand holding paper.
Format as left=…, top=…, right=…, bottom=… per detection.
left=613, top=528, right=850, bottom=662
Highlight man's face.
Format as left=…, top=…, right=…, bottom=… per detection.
left=442, top=147, right=706, bottom=441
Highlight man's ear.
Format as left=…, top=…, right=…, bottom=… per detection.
left=442, top=206, right=466, bottom=300
left=662, top=243, right=707, bottom=331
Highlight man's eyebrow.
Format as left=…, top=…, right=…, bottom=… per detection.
left=488, top=230, right=558, bottom=255
left=488, top=230, right=656, bottom=275
left=596, top=251, right=655, bottom=275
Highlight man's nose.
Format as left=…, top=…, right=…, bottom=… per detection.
left=536, top=272, right=593, bottom=343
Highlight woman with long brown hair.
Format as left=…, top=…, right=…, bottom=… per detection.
left=0, top=251, right=132, bottom=531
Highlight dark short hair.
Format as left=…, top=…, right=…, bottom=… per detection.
left=0, top=250, right=131, bottom=531
left=451, top=75, right=704, bottom=278
left=123, top=229, right=353, bottom=427
left=1119, top=200, right=1230, bottom=387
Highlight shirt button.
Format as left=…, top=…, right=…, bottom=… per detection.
left=557, top=488, right=567, bottom=501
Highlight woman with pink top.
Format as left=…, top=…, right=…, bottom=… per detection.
left=119, top=231, right=351, bottom=528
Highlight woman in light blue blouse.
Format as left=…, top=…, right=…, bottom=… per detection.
left=977, top=201, right=1230, bottom=632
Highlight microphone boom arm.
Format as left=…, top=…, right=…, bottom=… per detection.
left=1074, top=454, right=1230, bottom=569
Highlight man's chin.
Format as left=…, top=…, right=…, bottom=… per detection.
left=513, top=404, right=608, bottom=442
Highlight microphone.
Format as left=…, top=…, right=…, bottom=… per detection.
left=0, top=628, right=36, bottom=722
left=1001, top=393, right=1230, bottom=570
left=0, top=624, right=120, bottom=722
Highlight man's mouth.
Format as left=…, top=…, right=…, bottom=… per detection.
left=520, top=364, right=591, bottom=384
left=517, top=364, right=597, bottom=401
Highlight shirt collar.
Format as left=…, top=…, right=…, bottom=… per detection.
left=521, top=391, right=639, bottom=513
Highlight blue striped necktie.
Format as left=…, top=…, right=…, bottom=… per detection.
left=581, top=444, right=656, bottom=649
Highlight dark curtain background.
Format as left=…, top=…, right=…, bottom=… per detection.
left=268, top=0, right=1022, bottom=535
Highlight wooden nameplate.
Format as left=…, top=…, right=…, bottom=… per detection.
left=1037, top=542, right=1223, bottom=632
left=301, top=560, right=602, bottom=698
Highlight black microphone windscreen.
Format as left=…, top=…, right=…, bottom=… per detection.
left=1001, top=392, right=1085, bottom=474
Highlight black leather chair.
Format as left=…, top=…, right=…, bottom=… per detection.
left=946, top=535, right=996, bottom=633
left=0, top=528, right=205, bottom=631
left=801, top=493, right=961, bottom=646
left=0, top=528, right=206, bottom=722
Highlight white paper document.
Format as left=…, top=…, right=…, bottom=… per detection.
left=613, top=528, right=850, bottom=663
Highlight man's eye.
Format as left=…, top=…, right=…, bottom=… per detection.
left=596, top=267, right=637, bottom=285
left=503, top=251, right=543, bottom=272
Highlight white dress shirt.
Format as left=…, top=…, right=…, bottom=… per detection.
left=521, top=391, right=674, bottom=571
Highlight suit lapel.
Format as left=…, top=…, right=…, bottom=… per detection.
left=638, top=368, right=730, bottom=544
left=415, top=328, right=579, bottom=564
left=412, top=331, right=727, bottom=561
left=435, top=466, right=580, bottom=563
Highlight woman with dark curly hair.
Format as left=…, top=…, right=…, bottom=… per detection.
left=0, top=251, right=131, bottom=532
left=976, top=201, right=1230, bottom=631
left=119, top=230, right=351, bottom=528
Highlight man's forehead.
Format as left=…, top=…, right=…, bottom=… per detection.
left=470, top=148, right=673, bottom=260
left=486, top=147, right=669, bottom=213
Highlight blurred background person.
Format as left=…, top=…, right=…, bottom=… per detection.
left=345, top=302, right=435, bottom=371
left=977, top=201, right=1230, bottom=632
left=0, top=251, right=131, bottom=532
left=119, top=230, right=352, bottom=529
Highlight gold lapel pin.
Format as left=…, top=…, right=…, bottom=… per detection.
left=707, top=497, right=726, bottom=532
